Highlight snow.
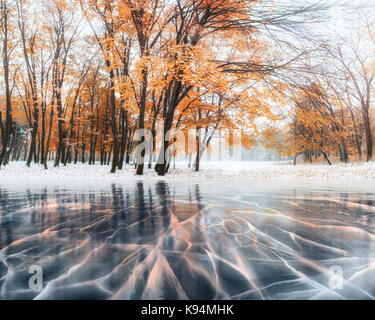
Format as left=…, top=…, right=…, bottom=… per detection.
left=0, top=161, right=375, bottom=186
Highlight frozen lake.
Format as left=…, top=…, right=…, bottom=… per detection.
left=0, top=179, right=375, bottom=300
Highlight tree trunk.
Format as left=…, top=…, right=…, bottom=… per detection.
left=350, top=113, right=362, bottom=162
left=322, top=150, right=332, bottom=165
left=155, top=114, right=174, bottom=176
left=135, top=67, right=148, bottom=175
left=43, top=105, right=54, bottom=169
left=0, top=2, right=12, bottom=168
left=26, top=105, right=39, bottom=167
left=118, top=108, right=127, bottom=170
left=362, top=106, right=373, bottom=162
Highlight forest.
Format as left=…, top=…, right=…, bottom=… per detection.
left=0, top=0, right=374, bottom=176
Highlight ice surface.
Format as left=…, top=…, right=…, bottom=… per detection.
left=0, top=180, right=375, bottom=300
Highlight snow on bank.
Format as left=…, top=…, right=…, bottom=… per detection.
left=0, top=161, right=375, bottom=186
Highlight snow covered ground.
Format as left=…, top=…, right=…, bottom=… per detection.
left=0, top=161, right=375, bottom=186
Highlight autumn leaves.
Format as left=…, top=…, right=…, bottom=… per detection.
left=0, top=0, right=350, bottom=173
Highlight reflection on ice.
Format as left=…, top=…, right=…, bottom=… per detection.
left=0, top=181, right=375, bottom=300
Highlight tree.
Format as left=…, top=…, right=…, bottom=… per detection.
left=0, top=0, right=14, bottom=167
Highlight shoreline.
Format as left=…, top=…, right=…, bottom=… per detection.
left=0, top=161, right=375, bottom=187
